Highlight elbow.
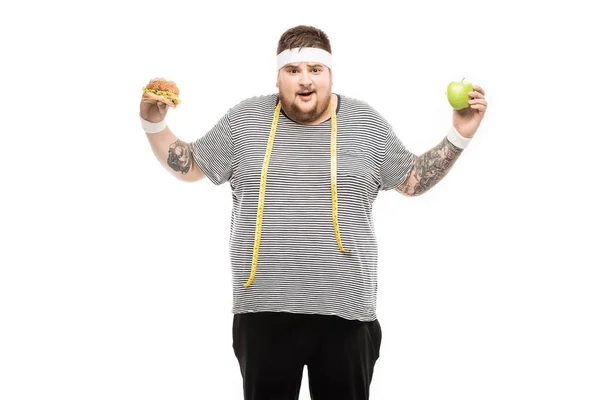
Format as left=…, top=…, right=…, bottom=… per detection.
left=178, top=163, right=206, bottom=183
left=395, top=188, right=424, bottom=197
left=395, top=181, right=429, bottom=197
left=410, top=190, right=428, bottom=197
left=176, top=171, right=202, bottom=183
left=176, top=175, right=197, bottom=183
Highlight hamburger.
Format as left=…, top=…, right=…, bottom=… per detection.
left=142, top=78, right=181, bottom=108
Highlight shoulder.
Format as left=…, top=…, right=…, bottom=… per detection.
left=226, top=93, right=278, bottom=118
left=338, top=94, right=392, bottom=131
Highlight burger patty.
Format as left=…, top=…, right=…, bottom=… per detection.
left=142, top=88, right=181, bottom=104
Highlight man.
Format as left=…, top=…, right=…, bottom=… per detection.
left=139, top=25, right=487, bottom=400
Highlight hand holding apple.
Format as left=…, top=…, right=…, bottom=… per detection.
left=447, top=78, right=473, bottom=110
left=446, top=79, right=488, bottom=139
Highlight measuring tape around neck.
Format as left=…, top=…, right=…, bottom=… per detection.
left=243, top=99, right=350, bottom=287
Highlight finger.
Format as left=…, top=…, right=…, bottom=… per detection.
left=468, top=90, right=485, bottom=99
left=468, top=99, right=487, bottom=106
left=473, top=85, right=486, bottom=96
left=470, top=104, right=487, bottom=112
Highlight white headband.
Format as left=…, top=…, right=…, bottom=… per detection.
left=277, top=47, right=332, bottom=70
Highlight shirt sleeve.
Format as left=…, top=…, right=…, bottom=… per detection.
left=190, top=112, right=233, bottom=186
left=379, top=127, right=416, bottom=191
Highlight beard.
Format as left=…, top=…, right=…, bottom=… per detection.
left=280, top=91, right=331, bottom=124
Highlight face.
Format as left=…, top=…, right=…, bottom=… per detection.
left=276, top=62, right=333, bottom=125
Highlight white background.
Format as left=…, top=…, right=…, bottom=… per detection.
left=1, top=0, right=599, bottom=399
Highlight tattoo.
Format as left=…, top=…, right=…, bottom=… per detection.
left=167, top=140, right=192, bottom=174
left=397, top=138, right=463, bottom=196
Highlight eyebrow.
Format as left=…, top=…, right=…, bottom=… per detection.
left=285, top=63, right=324, bottom=69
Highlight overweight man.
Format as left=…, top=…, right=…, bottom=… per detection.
left=139, top=25, right=488, bottom=400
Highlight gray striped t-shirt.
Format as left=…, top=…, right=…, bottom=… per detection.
left=191, top=93, right=415, bottom=321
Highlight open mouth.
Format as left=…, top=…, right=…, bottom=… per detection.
left=298, top=91, right=314, bottom=98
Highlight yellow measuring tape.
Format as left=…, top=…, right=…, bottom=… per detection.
left=243, top=99, right=350, bottom=287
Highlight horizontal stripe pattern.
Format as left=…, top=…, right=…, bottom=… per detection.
left=191, top=93, right=415, bottom=321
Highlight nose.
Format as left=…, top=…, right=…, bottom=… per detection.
left=298, top=69, right=312, bottom=86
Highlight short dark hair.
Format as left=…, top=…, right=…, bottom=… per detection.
left=276, top=25, right=332, bottom=55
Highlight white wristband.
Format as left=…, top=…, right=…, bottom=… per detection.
left=140, top=115, right=167, bottom=134
left=447, top=126, right=471, bottom=149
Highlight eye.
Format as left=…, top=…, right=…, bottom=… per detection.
left=312, top=68, right=321, bottom=73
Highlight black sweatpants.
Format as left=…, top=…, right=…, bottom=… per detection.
left=232, top=311, right=382, bottom=400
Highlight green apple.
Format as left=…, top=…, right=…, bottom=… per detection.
left=447, top=78, right=473, bottom=110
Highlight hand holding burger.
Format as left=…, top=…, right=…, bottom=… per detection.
left=142, top=78, right=181, bottom=107
left=140, top=78, right=181, bottom=125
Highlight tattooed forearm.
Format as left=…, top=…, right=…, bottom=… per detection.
left=396, top=138, right=463, bottom=196
left=167, top=140, right=192, bottom=175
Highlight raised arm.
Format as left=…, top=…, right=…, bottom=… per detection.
left=396, top=84, right=488, bottom=196
left=395, top=138, right=462, bottom=196
left=140, top=82, right=205, bottom=183
left=395, top=137, right=462, bottom=196
left=144, top=124, right=206, bottom=183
